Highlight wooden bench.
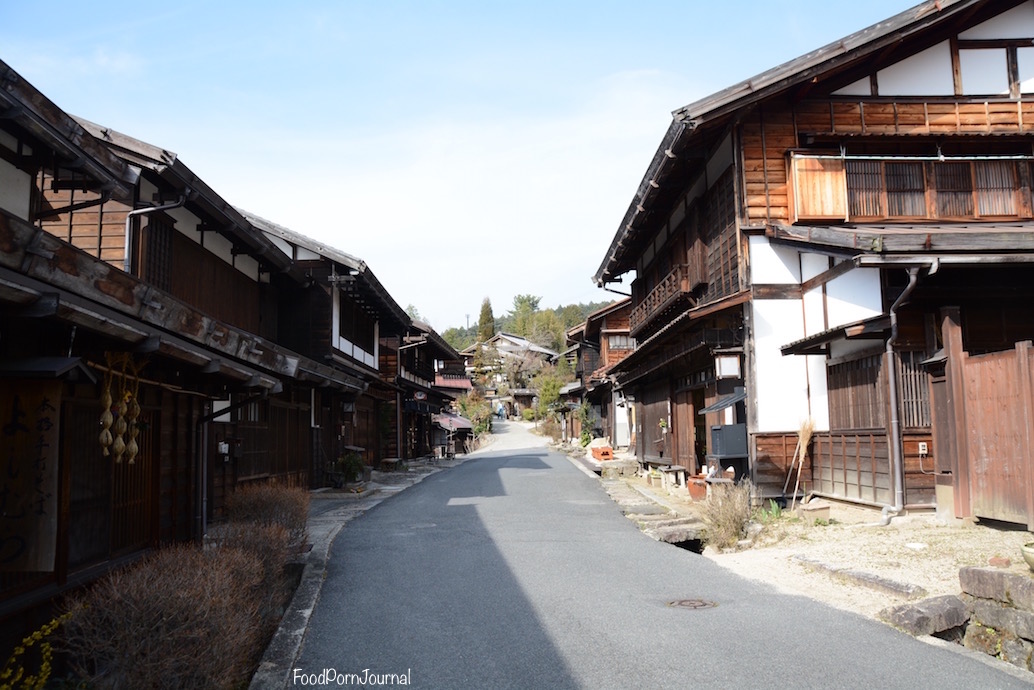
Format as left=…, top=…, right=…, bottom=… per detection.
left=591, top=446, right=614, bottom=461
left=659, top=465, right=688, bottom=491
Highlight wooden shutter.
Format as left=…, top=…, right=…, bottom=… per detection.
left=791, top=153, right=848, bottom=222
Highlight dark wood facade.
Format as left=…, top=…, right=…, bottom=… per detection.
left=0, top=56, right=439, bottom=658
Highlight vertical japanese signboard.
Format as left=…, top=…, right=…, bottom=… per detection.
left=1, top=380, right=60, bottom=572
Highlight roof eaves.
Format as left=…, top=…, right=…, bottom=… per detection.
left=0, top=63, right=138, bottom=199
left=672, top=0, right=977, bottom=126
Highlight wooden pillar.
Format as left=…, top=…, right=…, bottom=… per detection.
left=940, top=307, right=970, bottom=518
left=1016, top=340, right=1034, bottom=530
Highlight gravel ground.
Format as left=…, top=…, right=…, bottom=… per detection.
left=698, top=495, right=1034, bottom=619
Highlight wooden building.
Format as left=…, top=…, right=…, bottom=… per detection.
left=594, top=0, right=1034, bottom=525
left=240, top=212, right=413, bottom=473
left=381, top=319, right=465, bottom=461
left=0, top=56, right=435, bottom=651
left=565, top=299, right=635, bottom=447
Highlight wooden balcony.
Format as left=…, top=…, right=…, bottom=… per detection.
left=630, top=264, right=692, bottom=335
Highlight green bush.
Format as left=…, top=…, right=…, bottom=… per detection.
left=521, top=408, right=535, bottom=422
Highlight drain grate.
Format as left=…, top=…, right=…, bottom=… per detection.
left=667, top=599, right=718, bottom=610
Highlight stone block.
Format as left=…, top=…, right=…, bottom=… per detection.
left=879, top=595, right=969, bottom=636
left=970, top=598, right=1034, bottom=642
left=963, top=621, right=1005, bottom=657
left=960, top=566, right=1034, bottom=612
left=1000, top=636, right=1034, bottom=672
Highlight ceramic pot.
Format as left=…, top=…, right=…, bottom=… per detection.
left=1021, top=542, right=1034, bottom=571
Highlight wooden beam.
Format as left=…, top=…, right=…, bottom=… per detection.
left=801, top=259, right=856, bottom=293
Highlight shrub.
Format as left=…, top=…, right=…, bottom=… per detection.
left=215, top=522, right=291, bottom=630
left=225, top=482, right=309, bottom=549
left=521, top=408, right=535, bottom=422
left=60, top=545, right=264, bottom=689
left=704, top=479, right=754, bottom=550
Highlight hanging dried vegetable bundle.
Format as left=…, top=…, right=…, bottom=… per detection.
left=125, top=368, right=142, bottom=464
left=99, top=386, right=114, bottom=456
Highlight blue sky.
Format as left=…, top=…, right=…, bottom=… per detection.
left=2, top=0, right=911, bottom=330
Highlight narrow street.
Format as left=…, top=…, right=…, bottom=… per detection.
left=290, top=421, right=1028, bottom=689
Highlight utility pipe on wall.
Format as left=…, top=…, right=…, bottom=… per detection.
left=881, top=267, right=921, bottom=525
left=123, top=192, right=188, bottom=273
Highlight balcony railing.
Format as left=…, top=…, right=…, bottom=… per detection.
left=630, top=264, right=691, bottom=335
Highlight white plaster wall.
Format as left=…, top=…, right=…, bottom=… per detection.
left=236, top=254, right=260, bottom=282
left=877, top=41, right=954, bottom=96
left=806, top=352, right=830, bottom=432
left=833, top=77, right=872, bottom=97
left=0, top=159, right=31, bottom=220
left=748, top=236, right=800, bottom=285
left=296, top=246, right=321, bottom=261
left=205, top=230, right=236, bottom=267
left=960, top=48, right=1010, bottom=94
left=167, top=205, right=201, bottom=239
left=801, top=252, right=832, bottom=430
left=1019, top=47, right=1034, bottom=93
left=825, top=266, right=882, bottom=329
left=959, top=0, right=1034, bottom=39
left=752, top=299, right=810, bottom=432
left=266, top=234, right=292, bottom=257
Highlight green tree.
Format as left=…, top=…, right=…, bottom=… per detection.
left=509, top=294, right=541, bottom=338
left=532, top=364, right=565, bottom=419
left=442, top=325, right=476, bottom=352
left=457, top=390, right=493, bottom=436
left=405, top=304, right=423, bottom=322
left=477, top=298, right=495, bottom=342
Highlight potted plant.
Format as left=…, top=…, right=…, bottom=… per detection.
left=337, top=451, right=366, bottom=484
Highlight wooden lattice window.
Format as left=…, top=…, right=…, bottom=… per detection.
left=142, top=215, right=173, bottom=291
left=975, top=160, right=1017, bottom=216
left=897, top=350, right=931, bottom=429
left=797, top=153, right=1029, bottom=222
left=827, top=353, right=885, bottom=430
left=885, top=162, right=926, bottom=217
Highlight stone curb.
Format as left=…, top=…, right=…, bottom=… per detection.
left=793, top=554, right=929, bottom=600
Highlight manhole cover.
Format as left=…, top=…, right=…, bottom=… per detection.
left=667, top=599, right=718, bottom=610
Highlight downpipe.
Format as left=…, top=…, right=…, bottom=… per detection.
left=880, top=267, right=921, bottom=526
left=123, top=193, right=188, bottom=273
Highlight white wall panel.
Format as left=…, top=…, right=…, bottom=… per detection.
left=960, top=48, right=1010, bottom=95
left=833, top=77, right=871, bottom=96
left=826, top=267, right=882, bottom=329
left=807, top=353, right=830, bottom=432
left=1019, top=47, right=1034, bottom=93
left=752, top=299, right=810, bottom=432
left=877, top=41, right=954, bottom=96
left=0, top=160, right=31, bottom=220
left=960, top=0, right=1034, bottom=39
left=235, top=254, right=260, bottom=281
left=749, top=236, right=800, bottom=284
left=265, top=234, right=292, bottom=257
left=206, top=230, right=235, bottom=267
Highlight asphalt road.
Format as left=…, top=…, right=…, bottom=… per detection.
left=292, top=420, right=1030, bottom=689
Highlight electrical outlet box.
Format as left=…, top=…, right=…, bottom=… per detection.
left=918, top=441, right=928, bottom=456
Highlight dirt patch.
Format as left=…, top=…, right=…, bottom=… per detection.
left=703, top=500, right=1033, bottom=619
